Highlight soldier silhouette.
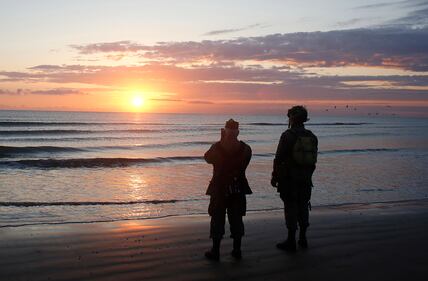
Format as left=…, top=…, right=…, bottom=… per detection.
left=271, top=106, right=318, bottom=252
left=204, top=119, right=252, bottom=261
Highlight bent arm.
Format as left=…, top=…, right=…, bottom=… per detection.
left=272, top=131, right=294, bottom=178
left=204, top=143, right=218, bottom=164
left=243, top=145, right=252, bottom=169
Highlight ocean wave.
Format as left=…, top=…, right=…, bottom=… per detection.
left=0, top=148, right=400, bottom=168
left=1, top=136, right=145, bottom=142
left=0, top=121, right=173, bottom=127
left=128, top=141, right=214, bottom=149
left=0, top=129, right=163, bottom=136
left=358, top=188, right=394, bottom=192
left=0, top=141, right=215, bottom=157
left=319, top=148, right=399, bottom=155
left=0, top=156, right=204, bottom=168
left=0, top=146, right=87, bottom=157
left=0, top=127, right=221, bottom=136
left=244, top=122, right=286, bottom=126
left=0, top=129, right=95, bottom=136
left=0, top=133, right=221, bottom=142
left=253, top=149, right=399, bottom=157
left=82, top=141, right=215, bottom=151
left=0, top=153, right=276, bottom=168
left=310, top=122, right=372, bottom=126
left=320, top=132, right=396, bottom=138
left=244, top=122, right=371, bottom=126
left=1, top=121, right=371, bottom=128
left=0, top=199, right=196, bottom=207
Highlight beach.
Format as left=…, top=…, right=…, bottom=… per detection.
left=1, top=199, right=427, bottom=281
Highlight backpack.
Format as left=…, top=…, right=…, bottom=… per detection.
left=291, top=130, right=317, bottom=166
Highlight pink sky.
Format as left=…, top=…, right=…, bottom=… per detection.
left=1, top=1, right=427, bottom=116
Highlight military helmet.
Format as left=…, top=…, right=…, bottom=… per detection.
left=287, top=105, right=309, bottom=123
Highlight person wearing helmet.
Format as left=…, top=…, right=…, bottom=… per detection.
left=271, top=106, right=318, bottom=252
left=204, top=119, right=252, bottom=261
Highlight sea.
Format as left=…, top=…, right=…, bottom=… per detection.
left=1, top=110, right=427, bottom=227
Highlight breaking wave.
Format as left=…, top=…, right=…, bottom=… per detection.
left=0, top=199, right=198, bottom=207
left=0, top=148, right=400, bottom=169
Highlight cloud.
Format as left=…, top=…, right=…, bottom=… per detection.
left=387, top=6, right=428, bottom=28
left=2, top=19, right=428, bottom=111
left=31, top=88, right=88, bottom=95
left=149, top=98, right=182, bottom=102
left=0, top=89, right=14, bottom=95
left=359, top=1, right=428, bottom=29
left=0, top=63, right=427, bottom=112
left=148, top=97, right=214, bottom=105
left=334, top=18, right=366, bottom=27
left=69, top=27, right=428, bottom=72
left=1, top=63, right=427, bottom=96
left=187, top=100, right=215, bottom=104
left=153, top=28, right=428, bottom=71
left=354, top=1, right=406, bottom=10
left=203, top=23, right=267, bottom=36
left=28, top=65, right=98, bottom=72
left=1, top=63, right=295, bottom=86
left=353, top=0, right=428, bottom=10
left=70, top=41, right=149, bottom=54
left=0, top=88, right=87, bottom=95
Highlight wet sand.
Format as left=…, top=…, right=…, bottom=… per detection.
left=1, top=199, right=427, bottom=281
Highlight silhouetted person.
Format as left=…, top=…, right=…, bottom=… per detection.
left=271, top=106, right=318, bottom=252
left=204, top=119, right=252, bottom=261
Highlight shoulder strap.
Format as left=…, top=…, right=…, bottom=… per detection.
left=288, top=128, right=297, bottom=135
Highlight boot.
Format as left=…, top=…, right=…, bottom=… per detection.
left=231, top=237, right=242, bottom=260
left=298, top=227, right=308, bottom=249
left=276, top=229, right=297, bottom=252
left=205, top=238, right=221, bottom=261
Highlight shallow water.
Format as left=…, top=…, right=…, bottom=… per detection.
left=1, top=110, right=427, bottom=227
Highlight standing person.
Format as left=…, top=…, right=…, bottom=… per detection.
left=271, top=106, right=318, bottom=252
left=204, top=119, right=252, bottom=261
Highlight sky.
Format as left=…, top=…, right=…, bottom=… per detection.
left=0, top=0, right=427, bottom=116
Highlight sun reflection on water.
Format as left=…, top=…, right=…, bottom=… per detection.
left=128, top=173, right=147, bottom=201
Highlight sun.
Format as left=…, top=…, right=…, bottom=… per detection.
left=125, top=90, right=152, bottom=112
left=131, top=96, right=145, bottom=108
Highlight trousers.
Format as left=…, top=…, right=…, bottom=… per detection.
left=280, top=185, right=311, bottom=231
left=208, top=193, right=246, bottom=239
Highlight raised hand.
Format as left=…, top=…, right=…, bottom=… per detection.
left=220, top=128, right=225, bottom=143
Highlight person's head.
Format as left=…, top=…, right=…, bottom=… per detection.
left=287, top=105, right=309, bottom=127
left=224, top=118, right=239, bottom=140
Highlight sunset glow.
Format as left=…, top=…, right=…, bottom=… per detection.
left=1, top=3, right=428, bottom=279
left=0, top=1, right=427, bottom=116
left=132, top=96, right=145, bottom=109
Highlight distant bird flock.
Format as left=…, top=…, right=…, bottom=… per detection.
left=323, top=105, right=397, bottom=116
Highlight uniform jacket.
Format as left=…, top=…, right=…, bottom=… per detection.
left=204, top=141, right=252, bottom=196
left=273, top=125, right=318, bottom=191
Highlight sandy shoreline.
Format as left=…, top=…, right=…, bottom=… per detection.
left=1, top=199, right=428, bottom=281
